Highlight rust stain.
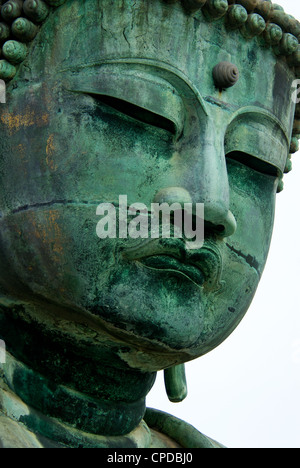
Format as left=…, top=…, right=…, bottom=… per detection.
left=1, top=108, right=49, bottom=134
left=47, top=209, right=64, bottom=256
left=1, top=111, right=35, bottom=132
left=41, top=114, right=49, bottom=125
left=46, top=134, right=58, bottom=171
left=30, top=210, right=64, bottom=261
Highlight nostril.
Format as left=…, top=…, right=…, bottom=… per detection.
left=205, top=221, right=225, bottom=236
left=205, top=211, right=237, bottom=239
left=152, top=188, right=237, bottom=239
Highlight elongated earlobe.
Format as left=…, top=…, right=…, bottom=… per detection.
left=164, top=364, right=188, bottom=403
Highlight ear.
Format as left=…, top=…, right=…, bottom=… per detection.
left=164, top=364, right=188, bottom=403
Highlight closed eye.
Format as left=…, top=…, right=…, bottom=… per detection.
left=226, top=151, right=279, bottom=176
left=90, top=93, right=177, bottom=136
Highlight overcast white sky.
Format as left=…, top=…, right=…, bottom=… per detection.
left=147, top=0, right=300, bottom=449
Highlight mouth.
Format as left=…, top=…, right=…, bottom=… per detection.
left=122, top=237, right=222, bottom=289
left=139, top=255, right=206, bottom=286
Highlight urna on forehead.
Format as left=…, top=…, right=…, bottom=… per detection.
left=1, top=1, right=300, bottom=133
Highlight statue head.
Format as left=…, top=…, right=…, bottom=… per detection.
left=0, top=0, right=299, bottom=375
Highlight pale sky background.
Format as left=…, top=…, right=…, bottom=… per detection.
left=147, top=0, right=300, bottom=449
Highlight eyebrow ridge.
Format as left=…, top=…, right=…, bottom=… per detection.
left=60, top=57, right=209, bottom=117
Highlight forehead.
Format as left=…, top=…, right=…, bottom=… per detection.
left=20, top=0, right=295, bottom=168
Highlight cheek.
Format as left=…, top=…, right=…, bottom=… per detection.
left=196, top=177, right=277, bottom=354
left=227, top=162, right=277, bottom=273
left=230, top=194, right=275, bottom=273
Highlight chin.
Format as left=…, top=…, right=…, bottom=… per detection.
left=81, top=261, right=258, bottom=371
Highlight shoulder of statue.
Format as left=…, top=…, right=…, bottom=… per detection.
left=0, top=412, right=43, bottom=448
left=0, top=382, right=65, bottom=448
left=145, top=408, right=225, bottom=449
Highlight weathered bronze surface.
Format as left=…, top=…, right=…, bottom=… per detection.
left=0, top=0, right=299, bottom=448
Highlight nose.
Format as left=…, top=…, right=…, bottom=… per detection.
left=151, top=103, right=237, bottom=239
left=153, top=186, right=237, bottom=239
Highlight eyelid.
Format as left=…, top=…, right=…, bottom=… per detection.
left=89, top=93, right=178, bottom=136
left=226, top=151, right=279, bottom=176
left=68, top=69, right=185, bottom=139
left=225, top=111, right=289, bottom=175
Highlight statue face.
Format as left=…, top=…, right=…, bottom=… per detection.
left=0, top=0, right=294, bottom=370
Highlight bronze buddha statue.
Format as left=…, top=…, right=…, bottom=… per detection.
left=0, top=0, right=299, bottom=448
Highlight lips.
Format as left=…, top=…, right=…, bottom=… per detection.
left=140, top=255, right=205, bottom=286
left=122, top=238, right=222, bottom=288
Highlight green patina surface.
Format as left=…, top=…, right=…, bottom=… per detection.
left=0, top=0, right=298, bottom=448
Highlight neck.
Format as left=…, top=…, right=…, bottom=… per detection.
left=0, top=352, right=155, bottom=448
left=0, top=296, right=156, bottom=441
